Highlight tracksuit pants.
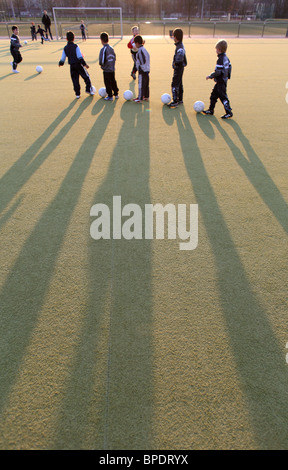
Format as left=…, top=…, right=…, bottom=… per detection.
left=171, top=66, right=184, bottom=102
left=131, top=50, right=137, bottom=75
left=209, top=81, right=232, bottom=113
left=11, top=50, right=22, bottom=70
left=70, top=63, right=91, bottom=96
left=138, top=70, right=149, bottom=100
left=103, top=71, right=119, bottom=98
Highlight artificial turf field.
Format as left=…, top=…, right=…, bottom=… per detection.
left=0, top=36, right=288, bottom=450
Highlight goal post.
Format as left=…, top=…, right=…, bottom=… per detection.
left=52, top=7, right=123, bottom=40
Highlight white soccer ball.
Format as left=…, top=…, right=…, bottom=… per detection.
left=161, top=93, right=171, bottom=105
left=36, top=65, right=43, bottom=73
left=193, top=101, right=205, bottom=113
left=123, top=90, right=133, bottom=101
left=24, top=40, right=27, bottom=44
left=98, top=87, right=107, bottom=98
left=90, top=85, right=96, bottom=95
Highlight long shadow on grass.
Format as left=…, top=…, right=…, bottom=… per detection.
left=0, top=99, right=114, bottom=422
left=205, top=117, right=288, bottom=234
left=0, top=98, right=91, bottom=218
left=24, top=73, right=39, bottom=80
left=51, top=101, right=153, bottom=450
left=166, top=106, right=288, bottom=449
left=0, top=73, right=14, bottom=80
left=100, top=101, right=152, bottom=450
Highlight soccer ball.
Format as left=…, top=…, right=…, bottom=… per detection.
left=161, top=93, right=171, bottom=105
left=123, top=90, right=133, bottom=101
left=24, top=40, right=27, bottom=44
left=90, top=85, right=96, bottom=95
left=36, top=65, right=43, bottom=73
left=98, top=87, right=107, bottom=98
left=193, top=101, right=205, bottom=113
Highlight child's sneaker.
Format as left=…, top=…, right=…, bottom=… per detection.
left=133, top=98, right=142, bottom=103
left=13, top=69, right=20, bottom=73
left=202, top=109, right=214, bottom=115
left=114, top=95, right=119, bottom=99
left=104, top=96, right=113, bottom=101
left=76, top=95, right=80, bottom=99
left=168, top=101, right=178, bottom=108
left=221, top=112, right=233, bottom=119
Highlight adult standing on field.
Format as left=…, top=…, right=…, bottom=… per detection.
left=42, top=10, right=53, bottom=40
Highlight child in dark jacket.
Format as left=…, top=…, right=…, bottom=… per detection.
left=30, top=22, right=37, bottom=41
left=203, top=39, right=233, bottom=119
left=59, top=30, right=94, bottom=99
left=10, top=25, right=22, bottom=73
left=168, top=28, right=187, bottom=108
left=36, top=25, right=46, bottom=44
left=99, top=31, right=119, bottom=101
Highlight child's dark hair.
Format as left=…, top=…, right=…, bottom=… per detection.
left=134, top=35, right=143, bottom=45
left=215, top=39, right=228, bottom=53
left=66, top=31, right=75, bottom=42
left=12, top=25, right=18, bottom=31
left=173, top=28, right=183, bottom=42
left=100, top=32, right=109, bottom=43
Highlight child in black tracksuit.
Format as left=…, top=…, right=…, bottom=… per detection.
left=36, top=25, right=46, bottom=44
left=10, top=25, right=22, bottom=73
left=168, top=28, right=187, bottom=108
left=203, top=39, right=233, bottom=119
left=99, top=32, right=119, bottom=101
left=59, top=31, right=93, bottom=99
left=31, top=22, right=37, bottom=41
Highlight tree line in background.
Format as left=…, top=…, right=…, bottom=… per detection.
left=0, top=0, right=288, bottom=20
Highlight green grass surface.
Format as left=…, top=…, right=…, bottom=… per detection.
left=0, top=37, right=288, bottom=450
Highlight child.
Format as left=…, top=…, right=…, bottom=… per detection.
left=168, top=28, right=187, bottom=108
left=59, top=31, right=94, bottom=99
left=10, top=25, right=22, bottom=73
left=133, top=35, right=150, bottom=103
left=127, top=25, right=139, bottom=80
left=203, top=39, right=233, bottom=119
left=99, top=32, right=119, bottom=101
left=30, top=22, right=37, bottom=41
left=36, top=24, right=46, bottom=44
left=80, top=20, right=87, bottom=41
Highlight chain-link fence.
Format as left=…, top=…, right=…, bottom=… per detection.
left=1, top=19, right=288, bottom=40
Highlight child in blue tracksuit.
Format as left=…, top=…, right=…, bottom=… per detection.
left=59, top=31, right=94, bottom=98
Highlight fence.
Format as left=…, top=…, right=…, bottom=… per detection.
left=1, top=20, right=288, bottom=40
